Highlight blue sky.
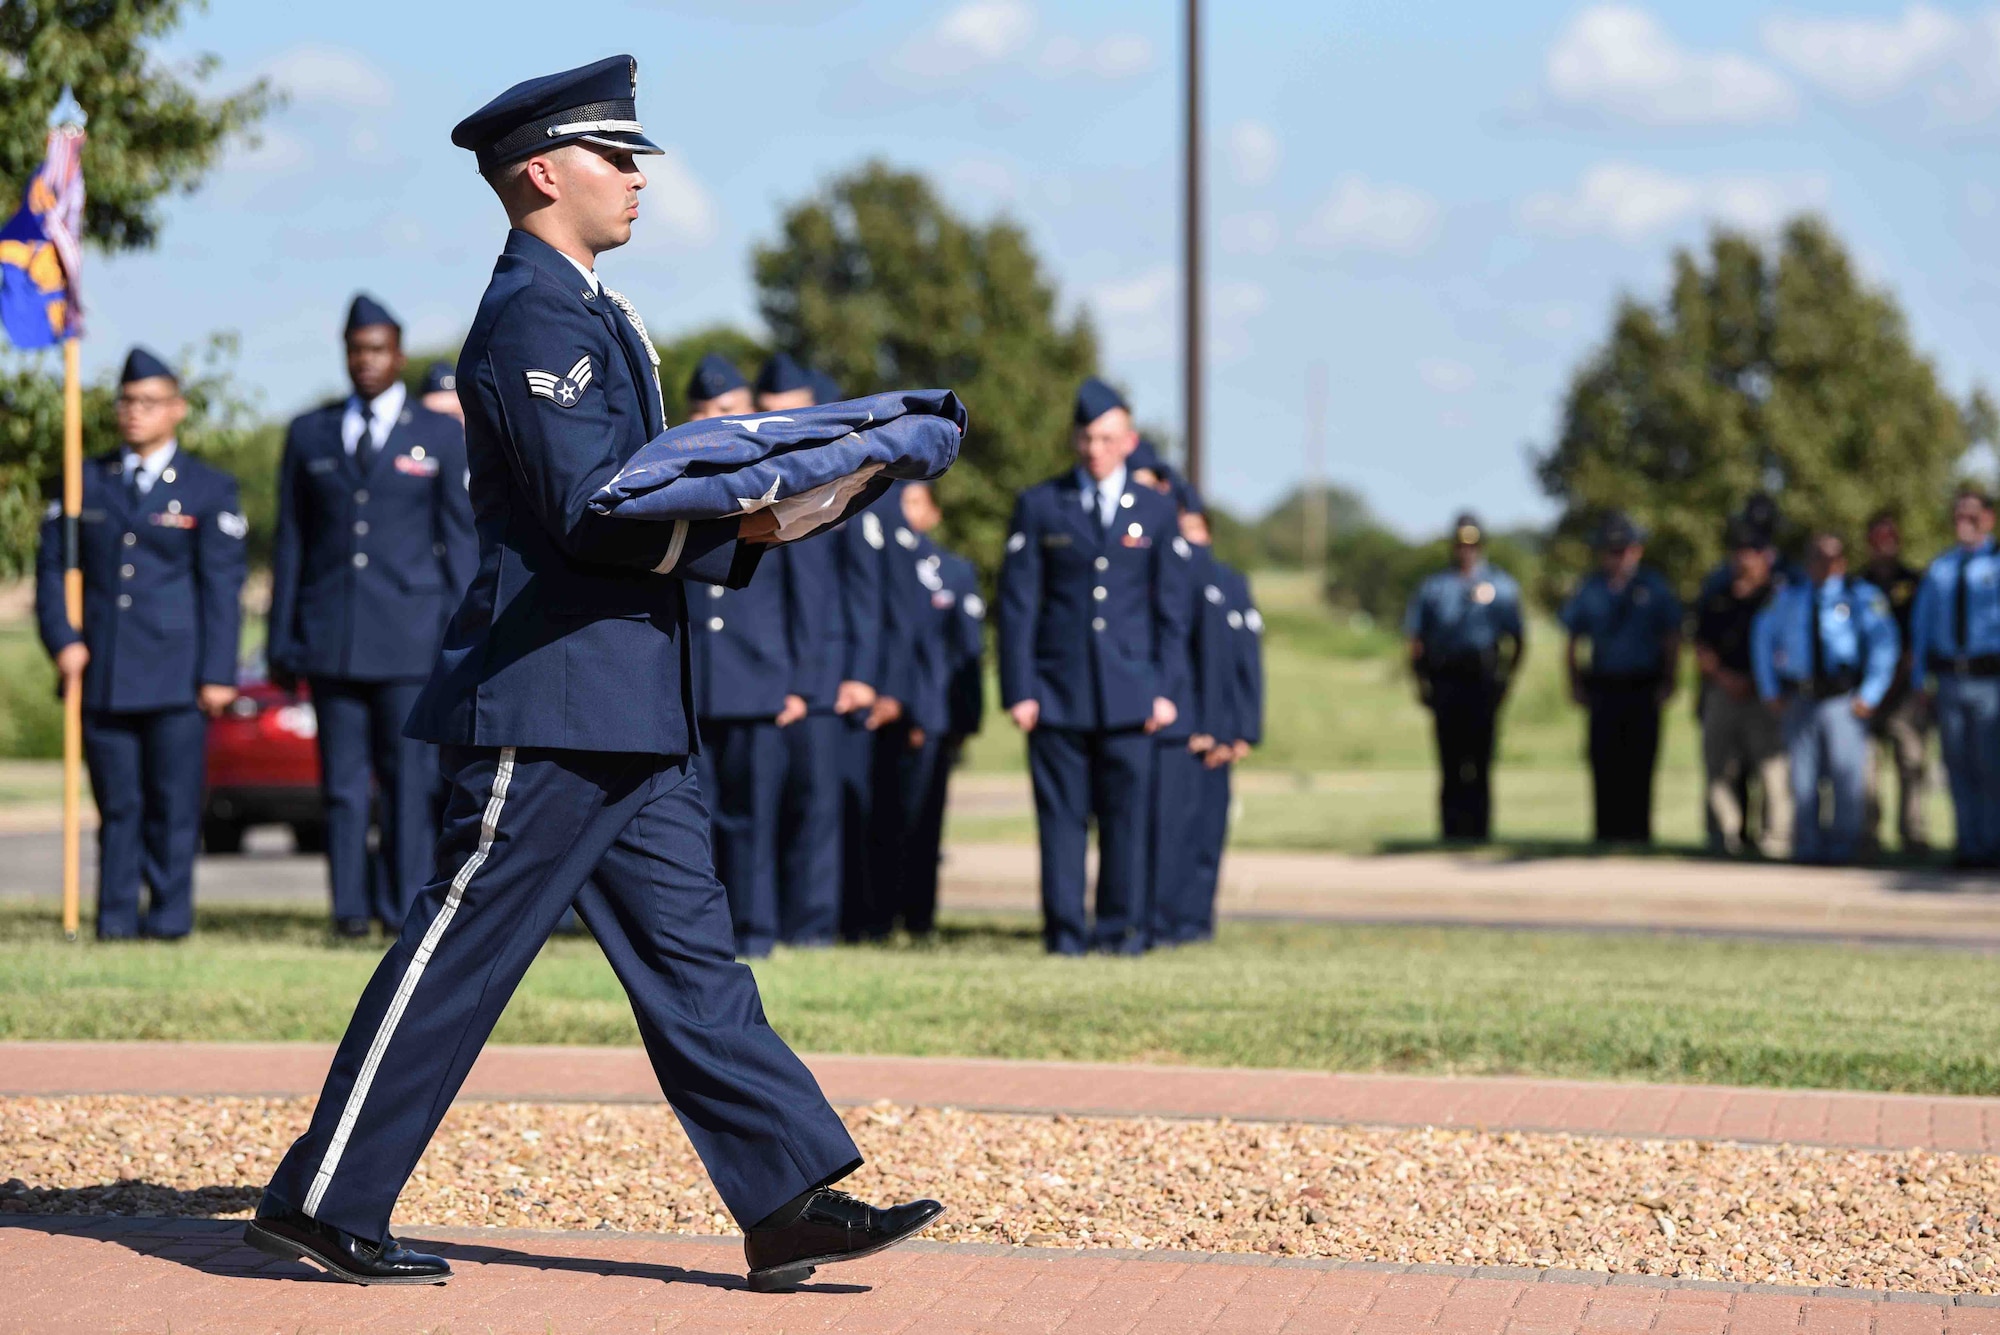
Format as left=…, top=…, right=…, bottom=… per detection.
left=59, top=0, right=2000, bottom=533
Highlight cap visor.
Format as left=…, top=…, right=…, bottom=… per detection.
left=569, top=130, right=665, bottom=156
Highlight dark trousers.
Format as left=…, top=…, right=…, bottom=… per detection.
left=1188, top=759, right=1231, bottom=940
left=262, top=745, right=861, bottom=1245
left=309, top=676, right=437, bottom=929
left=1145, top=736, right=1206, bottom=944
left=1429, top=675, right=1500, bottom=841
left=1027, top=725, right=1152, bottom=955
left=838, top=713, right=891, bottom=940
left=696, top=716, right=785, bottom=957
left=1586, top=680, right=1662, bottom=843
left=877, top=729, right=958, bottom=937
left=776, top=711, right=842, bottom=944
left=83, top=706, right=207, bottom=940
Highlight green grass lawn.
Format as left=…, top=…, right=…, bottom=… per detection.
left=6, top=901, right=1998, bottom=1096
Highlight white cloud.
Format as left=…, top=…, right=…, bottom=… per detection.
left=945, top=157, right=1020, bottom=207
left=1219, top=210, right=1279, bottom=255
left=630, top=148, right=720, bottom=248
left=1761, top=5, right=1958, bottom=102
left=1037, top=31, right=1154, bottom=79
left=1213, top=281, right=1267, bottom=362
left=1518, top=162, right=1829, bottom=242
left=1087, top=265, right=1175, bottom=361
left=1298, top=175, right=1442, bottom=256
left=1546, top=5, right=1797, bottom=125
left=1420, top=359, right=1477, bottom=394
left=226, top=127, right=312, bottom=176
left=261, top=45, right=395, bottom=111
left=899, top=0, right=1035, bottom=77
left=1227, top=120, right=1280, bottom=186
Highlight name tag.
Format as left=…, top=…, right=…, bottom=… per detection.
left=148, top=512, right=198, bottom=530
left=395, top=454, right=441, bottom=477
left=1040, top=534, right=1072, bottom=549
left=307, top=457, right=340, bottom=474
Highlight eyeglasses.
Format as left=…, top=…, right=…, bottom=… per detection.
left=114, top=394, right=180, bottom=411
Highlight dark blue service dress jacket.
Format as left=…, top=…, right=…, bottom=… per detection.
left=35, top=450, right=247, bottom=713
left=997, top=471, right=1191, bottom=732
left=268, top=395, right=475, bottom=682
left=406, top=229, right=759, bottom=755
left=690, top=542, right=824, bottom=720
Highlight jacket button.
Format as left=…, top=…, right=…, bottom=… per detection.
left=1094, top=556, right=1108, bottom=571
left=122, top=532, right=137, bottom=547
left=1092, top=586, right=1107, bottom=600
left=353, top=520, right=369, bottom=536
left=120, top=563, right=135, bottom=579
left=433, top=542, right=445, bottom=556
left=354, top=490, right=369, bottom=504
left=709, top=586, right=724, bottom=599
left=117, top=594, right=132, bottom=609
left=1092, top=617, right=1106, bottom=631
left=708, top=617, right=725, bottom=631
left=352, top=553, right=369, bottom=568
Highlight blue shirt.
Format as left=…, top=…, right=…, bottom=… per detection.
left=1751, top=575, right=1898, bottom=706
left=1910, top=540, right=2000, bottom=672
left=1403, top=561, right=1524, bottom=666
left=1560, top=567, right=1683, bottom=678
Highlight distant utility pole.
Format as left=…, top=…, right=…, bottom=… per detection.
left=1181, top=0, right=1204, bottom=492
left=1303, top=361, right=1328, bottom=592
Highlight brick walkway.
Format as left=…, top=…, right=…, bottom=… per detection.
left=7, top=1041, right=1999, bottom=1154
left=4, top=1217, right=1998, bottom=1334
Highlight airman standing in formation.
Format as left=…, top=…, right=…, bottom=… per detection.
left=267, top=295, right=475, bottom=935
left=1403, top=513, right=1524, bottom=843
left=35, top=348, right=248, bottom=939
left=1912, top=489, right=2000, bottom=868
left=1860, top=511, right=1931, bottom=855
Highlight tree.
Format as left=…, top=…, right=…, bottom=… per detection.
left=1, top=1, right=274, bottom=251
left=1535, top=217, right=1990, bottom=603
left=1253, top=483, right=1379, bottom=568
left=752, top=161, right=1098, bottom=579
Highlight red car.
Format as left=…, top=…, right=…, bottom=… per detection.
left=202, top=673, right=325, bottom=853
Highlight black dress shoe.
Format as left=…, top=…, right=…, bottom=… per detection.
left=743, top=1188, right=944, bottom=1292
left=244, top=1204, right=451, bottom=1285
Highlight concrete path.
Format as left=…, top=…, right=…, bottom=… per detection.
left=5, top=1216, right=1998, bottom=1334
left=8, top=1042, right=1999, bottom=1155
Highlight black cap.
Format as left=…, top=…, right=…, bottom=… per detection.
left=754, top=352, right=812, bottom=397
left=118, top=346, right=177, bottom=388
left=685, top=353, right=747, bottom=404
left=1724, top=515, right=1761, bottom=550
left=1074, top=376, right=1127, bottom=427
left=1597, top=511, right=1643, bottom=550
left=345, top=293, right=400, bottom=336
left=807, top=368, right=843, bottom=405
left=1742, top=491, right=1779, bottom=537
left=1453, top=512, right=1483, bottom=546
left=1129, top=437, right=1164, bottom=474
left=419, top=361, right=457, bottom=396
left=451, top=55, right=665, bottom=176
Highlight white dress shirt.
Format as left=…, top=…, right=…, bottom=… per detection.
left=121, top=440, right=178, bottom=496
left=341, top=381, right=407, bottom=457
left=1077, top=463, right=1127, bottom=529
left=557, top=248, right=601, bottom=294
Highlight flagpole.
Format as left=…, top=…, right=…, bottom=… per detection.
left=61, top=334, right=82, bottom=941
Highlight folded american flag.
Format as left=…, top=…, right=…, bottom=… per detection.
left=590, top=389, right=966, bottom=542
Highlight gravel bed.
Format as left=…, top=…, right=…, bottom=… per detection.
left=2, top=1095, right=1996, bottom=1294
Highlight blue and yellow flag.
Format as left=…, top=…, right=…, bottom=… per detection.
left=0, top=106, right=86, bottom=350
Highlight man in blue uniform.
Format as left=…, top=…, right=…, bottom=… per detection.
left=1185, top=540, right=1262, bottom=942
left=998, top=377, right=1190, bottom=954
left=247, top=57, right=939, bottom=1293
left=1403, top=513, right=1525, bottom=842
left=1912, top=489, right=2000, bottom=868
left=268, top=294, right=476, bottom=935
left=1859, top=511, right=1930, bottom=855
left=417, top=361, right=463, bottom=424
left=1693, top=516, right=1788, bottom=858
left=879, top=480, right=984, bottom=936
left=1562, top=513, right=1682, bottom=844
left=1752, top=533, right=1899, bottom=864
left=762, top=355, right=864, bottom=945
left=35, top=348, right=247, bottom=939
left=685, top=355, right=819, bottom=956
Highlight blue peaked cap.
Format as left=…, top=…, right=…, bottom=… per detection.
left=1074, top=376, right=1127, bottom=427
left=419, top=361, right=457, bottom=396
left=686, top=353, right=747, bottom=403
left=808, top=368, right=844, bottom=405
left=1171, top=474, right=1205, bottom=515
left=451, top=55, right=665, bottom=176
left=345, top=293, right=400, bottom=335
left=119, top=346, right=177, bottom=387
left=1129, top=436, right=1165, bottom=473
left=755, top=352, right=813, bottom=396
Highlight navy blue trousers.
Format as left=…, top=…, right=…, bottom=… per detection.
left=1187, top=759, right=1231, bottom=941
left=697, top=716, right=785, bottom=957
left=894, top=733, right=958, bottom=936
left=838, top=713, right=888, bottom=940
left=776, top=711, right=842, bottom=944
left=1027, top=725, right=1152, bottom=955
left=1144, top=737, right=1206, bottom=946
left=83, top=706, right=207, bottom=940
left=263, top=745, right=861, bottom=1245
left=309, top=676, right=438, bottom=929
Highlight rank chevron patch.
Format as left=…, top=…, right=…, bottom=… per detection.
left=525, top=355, right=594, bottom=408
